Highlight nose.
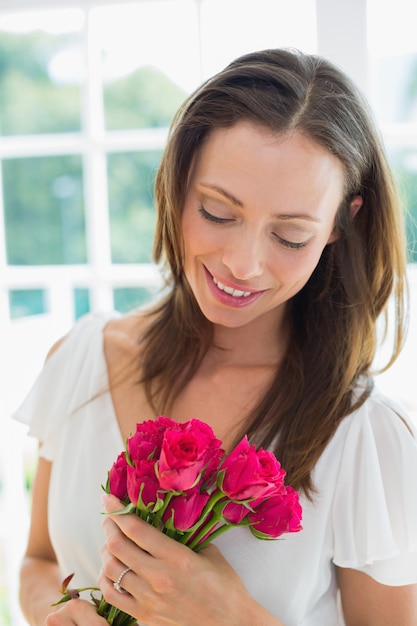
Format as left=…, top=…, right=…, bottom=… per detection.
left=221, top=226, right=264, bottom=280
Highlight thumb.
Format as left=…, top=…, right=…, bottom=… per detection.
left=101, top=492, right=123, bottom=513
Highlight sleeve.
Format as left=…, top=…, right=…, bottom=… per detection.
left=12, top=312, right=111, bottom=461
left=331, top=393, right=417, bottom=585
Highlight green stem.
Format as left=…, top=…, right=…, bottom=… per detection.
left=107, top=604, right=120, bottom=625
left=155, top=491, right=174, bottom=522
left=193, top=522, right=233, bottom=551
left=186, top=512, right=224, bottom=550
left=198, top=489, right=227, bottom=522
left=52, top=586, right=100, bottom=606
left=179, top=490, right=228, bottom=546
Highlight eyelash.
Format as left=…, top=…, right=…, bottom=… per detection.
left=198, top=205, right=231, bottom=224
left=273, top=235, right=307, bottom=250
left=198, top=205, right=308, bottom=250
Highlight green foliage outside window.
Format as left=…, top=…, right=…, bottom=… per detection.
left=113, top=286, right=159, bottom=312
left=0, top=31, right=81, bottom=135
left=3, top=155, right=86, bottom=265
left=0, top=29, right=186, bottom=274
left=108, top=150, right=162, bottom=263
left=104, top=65, right=186, bottom=130
left=9, top=289, right=46, bottom=318
left=393, top=155, right=417, bottom=263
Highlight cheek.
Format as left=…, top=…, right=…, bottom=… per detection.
left=180, top=210, right=197, bottom=261
left=182, top=213, right=221, bottom=259
left=271, top=245, right=327, bottom=283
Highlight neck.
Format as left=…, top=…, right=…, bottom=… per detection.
left=210, top=306, right=288, bottom=369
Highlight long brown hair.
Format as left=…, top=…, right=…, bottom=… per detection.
left=140, top=48, right=408, bottom=496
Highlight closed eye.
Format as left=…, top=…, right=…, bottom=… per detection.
left=199, top=205, right=308, bottom=249
left=198, top=205, right=233, bottom=224
left=272, top=234, right=308, bottom=250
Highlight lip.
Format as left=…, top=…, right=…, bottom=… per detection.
left=203, top=266, right=266, bottom=308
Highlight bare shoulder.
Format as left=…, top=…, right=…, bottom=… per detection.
left=103, top=312, right=152, bottom=365
left=45, top=312, right=153, bottom=374
left=46, top=336, right=66, bottom=360
left=44, top=313, right=143, bottom=361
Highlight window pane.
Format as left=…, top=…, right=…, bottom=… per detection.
left=200, top=0, right=317, bottom=79
left=113, top=286, right=156, bottom=313
left=3, top=155, right=86, bottom=265
left=390, top=148, right=417, bottom=263
left=104, top=65, right=187, bottom=131
left=74, top=287, right=90, bottom=319
left=368, top=0, right=417, bottom=124
left=0, top=9, right=84, bottom=135
left=108, top=150, right=161, bottom=264
left=9, top=288, right=46, bottom=319
left=368, top=0, right=417, bottom=263
left=94, top=1, right=200, bottom=130
left=370, top=55, right=417, bottom=125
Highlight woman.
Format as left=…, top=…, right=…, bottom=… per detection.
left=15, top=49, right=417, bottom=625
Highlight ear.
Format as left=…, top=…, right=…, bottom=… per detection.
left=327, top=195, right=363, bottom=244
left=349, top=194, right=363, bottom=218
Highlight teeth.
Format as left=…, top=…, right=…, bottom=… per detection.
left=213, top=277, right=252, bottom=298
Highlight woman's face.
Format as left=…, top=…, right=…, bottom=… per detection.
left=181, top=121, right=345, bottom=330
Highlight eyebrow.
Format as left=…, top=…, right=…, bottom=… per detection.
left=199, top=182, right=322, bottom=223
left=200, top=183, right=244, bottom=208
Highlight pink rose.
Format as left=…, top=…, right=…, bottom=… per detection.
left=256, top=448, right=286, bottom=487
left=127, top=416, right=178, bottom=463
left=187, top=511, right=220, bottom=547
left=108, top=452, right=128, bottom=501
left=221, top=501, right=249, bottom=525
left=127, top=459, right=162, bottom=510
left=162, top=487, right=210, bottom=531
left=200, top=445, right=225, bottom=488
left=219, top=436, right=286, bottom=501
left=248, top=486, right=303, bottom=539
left=158, top=419, right=223, bottom=492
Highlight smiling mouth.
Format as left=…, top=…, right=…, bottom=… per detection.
left=212, top=276, right=253, bottom=298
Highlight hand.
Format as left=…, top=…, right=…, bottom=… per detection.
left=45, top=597, right=109, bottom=625
left=99, top=494, right=257, bottom=626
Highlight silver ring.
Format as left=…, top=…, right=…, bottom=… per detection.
left=113, top=567, right=132, bottom=594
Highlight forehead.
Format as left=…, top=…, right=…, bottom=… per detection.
left=194, top=121, right=344, bottom=174
left=189, top=122, right=345, bottom=213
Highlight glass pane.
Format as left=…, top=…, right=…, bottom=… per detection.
left=390, top=148, right=417, bottom=263
left=108, top=150, right=161, bottom=264
left=368, top=0, right=417, bottom=124
left=113, top=286, right=156, bottom=313
left=94, top=1, right=199, bottom=130
left=74, top=287, right=90, bottom=319
left=200, top=0, right=317, bottom=79
left=9, top=288, right=46, bottom=319
left=104, top=65, right=187, bottom=131
left=0, top=9, right=84, bottom=135
left=3, top=155, right=86, bottom=265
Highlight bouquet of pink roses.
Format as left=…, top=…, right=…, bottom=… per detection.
left=55, top=416, right=302, bottom=624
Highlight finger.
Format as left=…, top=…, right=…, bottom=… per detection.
left=101, top=578, right=139, bottom=617
left=102, top=513, right=145, bottom=574
left=102, top=493, right=189, bottom=560
left=99, top=566, right=143, bottom=622
left=45, top=597, right=109, bottom=625
left=101, top=493, right=125, bottom=514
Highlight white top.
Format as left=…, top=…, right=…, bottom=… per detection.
left=14, top=312, right=417, bottom=626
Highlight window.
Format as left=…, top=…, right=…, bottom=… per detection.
left=367, top=0, right=417, bottom=263
left=0, top=0, right=318, bottom=324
